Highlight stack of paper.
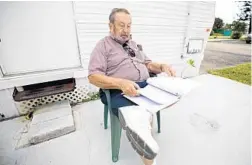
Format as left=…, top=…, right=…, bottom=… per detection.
left=124, top=77, right=200, bottom=113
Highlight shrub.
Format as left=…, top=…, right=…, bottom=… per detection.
left=213, top=33, right=224, bottom=36
left=240, top=35, right=246, bottom=41
left=210, top=30, right=214, bottom=36
left=231, top=32, right=242, bottom=39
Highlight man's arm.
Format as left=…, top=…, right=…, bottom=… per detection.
left=146, top=62, right=163, bottom=74
left=88, top=74, right=140, bottom=96
left=88, top=74, right=124, bottom=89
left=146, top=62, right=176, bottom=76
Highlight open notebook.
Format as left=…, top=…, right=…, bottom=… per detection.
left=124, top=76, right=200, bottom=113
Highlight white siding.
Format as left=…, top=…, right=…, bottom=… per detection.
left=128, top=2, right=189, bottom=63
left=0, top=2, right=81, bottom=75
left=74, top=2, right=190, bottom=69
left=0, top=88, right=20, bottom=118
left=189, top=1, right=215, bottom=38
left=183, top=1, right=215, bottom=76
left=74, top=2, right=127, bottom=70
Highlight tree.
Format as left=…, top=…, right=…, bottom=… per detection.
left=232, top=20, right=247, bottom=33
left=237, top=1, right=251, bottom=33
left=213, top=17, right=224, bottom=31
left=224, top=23, right=232, bottom=29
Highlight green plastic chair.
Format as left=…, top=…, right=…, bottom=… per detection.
left=102, top=89, right=161, bottom=162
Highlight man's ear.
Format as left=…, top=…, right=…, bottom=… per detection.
left=109, top=23, right=113, bottom=32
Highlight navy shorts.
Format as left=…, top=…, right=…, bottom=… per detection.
left=100, top=81, right=148, bottom=117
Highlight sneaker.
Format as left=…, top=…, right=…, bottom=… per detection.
left=118, top=106, right=159, bottom=160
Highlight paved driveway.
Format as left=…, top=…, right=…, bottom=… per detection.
left=200, top=40, right=251, bottom=74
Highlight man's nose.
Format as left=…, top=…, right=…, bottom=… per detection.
left=122, top=26, right=130, bottom=33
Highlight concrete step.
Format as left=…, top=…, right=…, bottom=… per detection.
left=28, top=100, right=75, bottom=145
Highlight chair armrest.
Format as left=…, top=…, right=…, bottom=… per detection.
left=102, top=89, right=111, bottom=101
left=149, top=72, right=157, bottom=77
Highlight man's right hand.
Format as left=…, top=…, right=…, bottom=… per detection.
left=118, top=80, right=140, bottom=97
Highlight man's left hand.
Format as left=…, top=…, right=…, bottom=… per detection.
left=161, top=64, right=176, bottom=77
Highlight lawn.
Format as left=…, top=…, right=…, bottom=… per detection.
left=208, top=63, right=251, bottom=85
left=208, top=36, right=231, bottom=39
left=239, top=35, right=247, bottom=41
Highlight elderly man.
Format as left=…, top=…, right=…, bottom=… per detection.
left=88, top=8, right=175, bottom=165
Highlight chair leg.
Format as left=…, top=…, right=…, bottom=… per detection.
left=104, top=105, right=108, bottom=129
left=156, top=111, right=161, bottom=133
left=110, top=110, right=122, bottom=162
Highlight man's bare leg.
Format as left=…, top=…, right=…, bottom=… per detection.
left=141, top=157, right=155, bottom=165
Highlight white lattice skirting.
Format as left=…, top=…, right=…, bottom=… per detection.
left=15, top=84, right=97, bottom=115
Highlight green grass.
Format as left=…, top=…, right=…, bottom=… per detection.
left=208, top=36, right=231, bottom=39
left=208, top=63, right=251, bottom=85
left=240, top=35, right=247, bottom=41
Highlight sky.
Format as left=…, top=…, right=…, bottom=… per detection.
left=215, top=1, right=241, bottom=24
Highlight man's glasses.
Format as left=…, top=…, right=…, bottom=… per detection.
left=122, top=43, right=136, bottom=57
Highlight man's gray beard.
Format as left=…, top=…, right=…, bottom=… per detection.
left=110, top=29, right=129, bottom=45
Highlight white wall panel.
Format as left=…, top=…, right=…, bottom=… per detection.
left=0, top=2, right=81, bottom=75
left=0, top=88, right=19, bottom=118
left=182, top=1, right=216, bottom=77
left=74, top=1, right=190, bottom=68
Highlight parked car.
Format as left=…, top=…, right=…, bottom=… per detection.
left=246, top=34, right=251, bottom=44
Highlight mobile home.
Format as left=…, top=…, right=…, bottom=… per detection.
left=0, top=1, right=215, bottom=119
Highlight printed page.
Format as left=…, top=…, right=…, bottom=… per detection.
left=124, top=94, right=179, bottom=113
left=147, top=76, right=200, bottom=96
left=138, top=85, right=179, bottom=105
